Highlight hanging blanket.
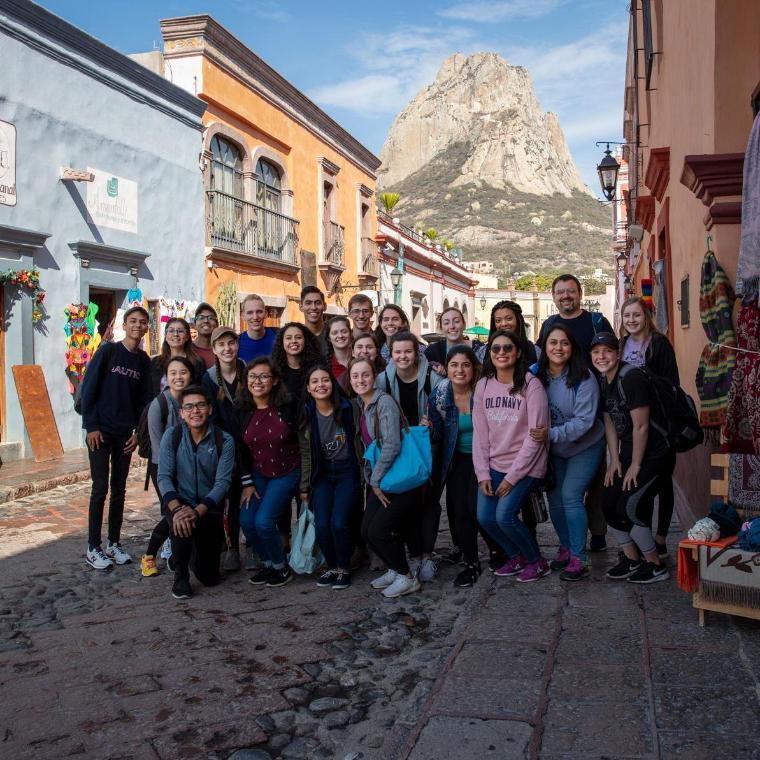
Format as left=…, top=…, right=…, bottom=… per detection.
left=728, top=454, right=760, bottom=514
left=722, top=301, right=760, bottom=452
left=698, top=541, right=760, bottom=609
left=737, top=112, right=760, bottom=297
left=695, top=251, right=736, bottom=431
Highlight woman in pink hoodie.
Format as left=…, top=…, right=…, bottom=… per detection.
left=473, top=330, right=551, bottom=582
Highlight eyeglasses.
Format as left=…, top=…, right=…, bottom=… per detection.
left=181, top=402, right=209, bottom=412
left=490, top=344, right=515, bottom=354
left=350, top=308, right=372, bottom=315
left=249, top=373, right=273, bottom=384
left=166, top=329, right=187, bottom=336
left=195, top=314, right=217, bottom=322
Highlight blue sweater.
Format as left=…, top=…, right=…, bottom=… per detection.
left=544, top=370, right=604, bottom=458
left=157, top=422, right=234, bottom=513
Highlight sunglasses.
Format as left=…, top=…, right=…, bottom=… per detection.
left=490, top=344, right=515, bottom=354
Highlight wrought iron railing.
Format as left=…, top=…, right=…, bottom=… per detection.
left=324, top=221, right=345, bottom=268
left=360, top=236, right=379, bottom=276
left=206, top=190, right=299, bottom=265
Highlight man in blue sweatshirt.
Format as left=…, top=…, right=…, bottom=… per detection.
left=158, top=385, right=234, bottom=599
left=81, top=306, right=152, bottom=571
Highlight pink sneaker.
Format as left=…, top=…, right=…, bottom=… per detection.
left=516, top=559, right=551, bottom=583
left=550, top=546, right=571, bottom=571
left=560, top=556, right=589, bottom=581
left=494, top=556, right=525, bottom=577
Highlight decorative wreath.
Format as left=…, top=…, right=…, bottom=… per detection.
left=0, top=268, right=45, bottom=322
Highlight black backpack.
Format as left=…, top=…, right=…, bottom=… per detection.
left=136, top=393, right=169, bottom=460
left=616, top=364, right=704, bottom=453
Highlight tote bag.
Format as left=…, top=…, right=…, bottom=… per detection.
left=363, top=406, right=432, bottom=494
left=289, top=502, right=324, bottom=574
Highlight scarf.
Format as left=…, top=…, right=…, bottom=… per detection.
left=695, top=251, right=736, bottom=432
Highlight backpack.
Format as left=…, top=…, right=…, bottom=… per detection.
left=136, top=392, right=169, bottom=460
left=616, top=364, right=704, bottom=453
left=73, top=341, right=118, bottom=415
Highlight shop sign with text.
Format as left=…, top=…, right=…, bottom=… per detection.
left=86, top=167, right=138, bottom=233
left=0, top=120, right=17, bottom=207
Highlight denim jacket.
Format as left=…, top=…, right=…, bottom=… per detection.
left=427, top=379, right=473, bottom=481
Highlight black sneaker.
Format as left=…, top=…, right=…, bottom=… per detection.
left=606, top=552, right=642, bottom=580
left=317, top=570, right=338, bottom=587
left=331, top=570, right=351, bottom=590
left=588, top=534, right=608, bottom=553
left=249, top=567, right=273, bottom=585
left=628, top=561, right=669, bottom=584
left=453, top=563, right=481, bottom=588
left=171, top=575, right=192, bottom=599
left=440, top=547, right=464, bottom=565
left=266, top=566, right=293, bottom=588
left=655, top=541, right=669, bottom=559
left=488, top=550, right=507, bottom=574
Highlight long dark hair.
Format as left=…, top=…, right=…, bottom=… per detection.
left=158, top=317, right=200, bottom=369
left=325, top=315, right=352, bottom=360
left=482, top=329, right=528, bottom=396
left=303, top=363, right=346, bottom=414
left=536, top=323, right=589, bottom=389
left=374, top=304, right=410, bottom=346
left=445, top=344, right=481, bottom=392
left=389, top=330, right=421, bottom=367
left=236, top=357, right=290, bottom=411
left=489, top=301, right=528, bottom=342
left=272, top=321, right=322, bottom=374
left=165, top=355, right=195, bottom=377
left=352, top=332, right=386, bottom=373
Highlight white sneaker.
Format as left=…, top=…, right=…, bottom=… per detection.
left=382, top=574, right=421, bottom=599
left=86, top=546, right=114, bottom=571
left=159, top=540, right=173, bottom=561
left=105, top=542, right=132, bottom=565
left=419, top=558, right=438, bottom=583
left=371, top=569, right=398, bottom=589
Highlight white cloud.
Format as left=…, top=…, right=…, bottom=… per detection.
left=438, top=0, right=564, bottom=23
left=309, top=75, right=409, bottom=116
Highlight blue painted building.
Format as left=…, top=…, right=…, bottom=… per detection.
left=0, top=0, right=206, bottom=456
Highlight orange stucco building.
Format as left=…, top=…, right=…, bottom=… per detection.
left=158, top=15, right=381, bottom=327
left=619, top=0, right=760, bottom=519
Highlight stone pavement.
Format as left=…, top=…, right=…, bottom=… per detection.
left=0, top=472, right=758, bottom=759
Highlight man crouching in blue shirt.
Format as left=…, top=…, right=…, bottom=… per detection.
left=158, top=385, right=235, bottom=599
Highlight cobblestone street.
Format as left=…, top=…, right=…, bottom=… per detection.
left=0, top=468, right=758, bottom=759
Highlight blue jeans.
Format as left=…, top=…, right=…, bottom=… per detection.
left=311, top=458, right=361, bottom=570
left=548, top=439, right=605, bottom=562
left=477, top=470, right=540, bottom=563
left=240, top=467, right=300, bottom=568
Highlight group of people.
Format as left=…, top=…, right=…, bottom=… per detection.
left=79, top=274, right=682, bottom=600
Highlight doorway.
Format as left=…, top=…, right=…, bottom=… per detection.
left=89, top=288, right=120, bottom=341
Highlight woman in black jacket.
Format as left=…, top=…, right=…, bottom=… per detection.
left=619, top=296, right=680, bottom=557
left=149, top=317, right=205, bottom=396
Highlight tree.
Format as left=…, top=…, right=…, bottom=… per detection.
left=514, top=273, right=555, bottom=291
left=442, top=238, right=455, bottom=251
left=379, top=192, right=401, bottom=213
left=424, top=228, right=438, bottom=242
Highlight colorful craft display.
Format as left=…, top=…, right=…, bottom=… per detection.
left=0, top=268, right=46, bottom=323
left=640, top=278, right=654, bottom=312
left=64, top=302, right=102, bottom=393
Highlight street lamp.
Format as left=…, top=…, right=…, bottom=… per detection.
left=390, top=266, right=402, bottom=306
left=479, top=296, right=487, bottom=309
left=596, top=143, right=620, bottom=202
left=615, top=251, right=627, bottom=272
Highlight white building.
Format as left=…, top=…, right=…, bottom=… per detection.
left=375, top=213, right=476, bottom=337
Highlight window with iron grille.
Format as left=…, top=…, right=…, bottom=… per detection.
left=679, top=274, right=689, bottom=327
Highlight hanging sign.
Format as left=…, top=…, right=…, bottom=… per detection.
left=0, top=120, right=17, bottom=207
left=86, top=167, right=138, bottom=233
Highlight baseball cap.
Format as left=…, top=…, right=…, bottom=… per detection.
left=195, top=302, right=217, bottom=319
left=589, top=332, right=620, bottom=351
left=210, top=326, right=238, bottom=344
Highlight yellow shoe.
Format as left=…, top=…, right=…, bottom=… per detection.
left=141, top=554, right=159, bottom=577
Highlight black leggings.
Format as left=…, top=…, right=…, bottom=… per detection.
left=446, top=452, right=480, bottom=564
left=655, top=471, right=674, bottom=538
left=146, top=462, right=170, bottom=557
left=362, top=485, right=420, bottom=574
left=404, top=477, right=443, bottom=557
left=87, top=433, right=133, bottom=548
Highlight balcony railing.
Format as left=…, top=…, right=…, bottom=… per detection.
left=324, top=221, right=345, bottom=268
left=360, top=236, right=379, bottom=277
left=206, top=190, right=299, bottom=265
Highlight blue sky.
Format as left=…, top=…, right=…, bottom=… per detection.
left=41, top=0, right=628, bottom=190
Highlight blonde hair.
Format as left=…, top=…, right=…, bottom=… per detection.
left=241, top=293, right=265, bottom=309
left=618, top=296, right=659, bottom=340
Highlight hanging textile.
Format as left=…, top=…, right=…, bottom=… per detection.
left=652, top=259, right=668, bottom=332
left=737, top=112, right=760, bottom=298
left=64, top=302, right=102, bottom=394
left=722, top=301, right=760, bottom=453
left=695, top=250, right=736, bottom=434
left=127, top=287, right=144, bottom=307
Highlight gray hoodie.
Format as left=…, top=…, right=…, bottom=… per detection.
left=545, top=370, right=604, bottom=458
left=376, top=353, right=442, bottom=423
left=147, top=389, right=182, bottom=464
left=354, top=390, right=402, bottom=487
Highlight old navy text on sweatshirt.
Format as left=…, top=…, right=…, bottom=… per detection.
left=472, top=372, right=550, bottom=485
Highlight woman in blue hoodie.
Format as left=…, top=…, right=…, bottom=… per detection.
left=532, top=323, right=605, bottom=580
left=377, top=331, right=442, bottom=582
left=298, top=364, right=361, bottom=590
